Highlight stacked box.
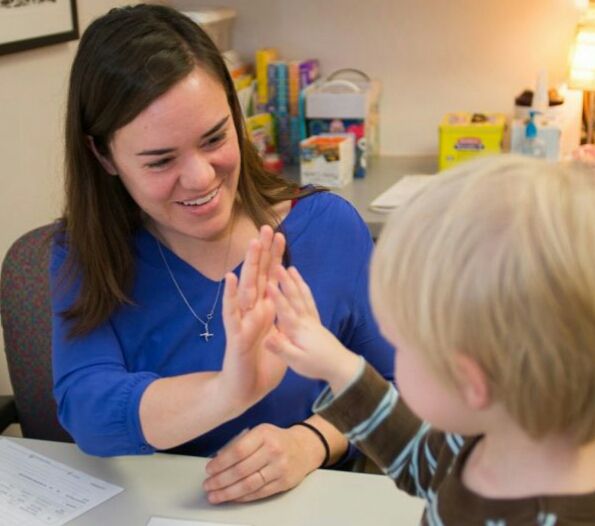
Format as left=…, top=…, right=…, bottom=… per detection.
left=439, top=113, right=507, bottom=170
left=306, top=76, right=380, bottom=178
left=300, top=134, right=354, bottom=188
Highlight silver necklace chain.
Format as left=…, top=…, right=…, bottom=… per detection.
left=155, top=236, right=230, bottom=342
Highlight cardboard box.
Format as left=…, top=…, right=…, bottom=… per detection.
left=181, top=8, right=236, bottom=52
left=300, top=134, right=354, bottom=188
left=439, top=113, right=507, bottom=171
left=306, top=75, right=380, bottom=178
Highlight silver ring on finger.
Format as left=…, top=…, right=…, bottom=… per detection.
left=257, top=469, right=266, bottom=486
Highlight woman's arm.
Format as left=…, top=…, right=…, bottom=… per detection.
left=53, top=226, right=286, bottom=454
left=139, top=226, right=287, bottom=450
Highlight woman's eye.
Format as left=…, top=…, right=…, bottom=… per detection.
left=204, top=132, right=226, bottom=148
left=146, top=157, right=173, bottom=169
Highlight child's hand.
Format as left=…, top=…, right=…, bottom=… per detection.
left=266, top=265, right=361, bottom=394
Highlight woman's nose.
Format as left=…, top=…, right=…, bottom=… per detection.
left=178, top=150, right=216, bottom=189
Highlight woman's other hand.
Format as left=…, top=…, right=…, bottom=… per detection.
left=203, top=422, right=325, bottom=503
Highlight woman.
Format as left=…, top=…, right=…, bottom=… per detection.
left=51, top=4, right=393, bottom=504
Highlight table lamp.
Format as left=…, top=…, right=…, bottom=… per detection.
left=569, top=4, right=595, bottom=144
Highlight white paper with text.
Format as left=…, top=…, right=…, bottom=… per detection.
left=147, top=518, right=251, bottom=526
left=0, top=438, right=123, bottom=525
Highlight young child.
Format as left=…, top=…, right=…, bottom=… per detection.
left=265, top=155, right=595, bottom=524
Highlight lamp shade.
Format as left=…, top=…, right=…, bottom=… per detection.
left=569, top=23, right=595, bottom=90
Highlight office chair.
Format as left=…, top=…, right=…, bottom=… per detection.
left=0, top=223, right=72, bottom=442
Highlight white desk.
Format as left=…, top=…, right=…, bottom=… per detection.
left=6, top=437, right=424, bottom=525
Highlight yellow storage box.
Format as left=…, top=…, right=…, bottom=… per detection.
left=439, top=113, right=507, bottom=171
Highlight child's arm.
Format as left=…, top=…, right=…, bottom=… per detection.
left=267, top=265, right=462, bottom=499
left=316, top=360, right=463, bottom=500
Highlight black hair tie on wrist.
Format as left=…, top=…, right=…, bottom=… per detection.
left=292, top=421, right=331, bottom=468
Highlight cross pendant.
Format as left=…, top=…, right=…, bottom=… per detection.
left=200, top=325, right=214, bottom=342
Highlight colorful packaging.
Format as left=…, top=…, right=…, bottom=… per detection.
left=245, top=113, right=276, bottom=157
left=300, top=134, right=354, bottom=188
left=255, top=48, right=278, bottom=109
left=438, top=112, right=507, bottom=170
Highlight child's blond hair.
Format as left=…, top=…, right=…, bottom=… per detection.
left=370, top=155, right=595, bottom=444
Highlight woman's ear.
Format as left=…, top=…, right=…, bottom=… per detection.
left=452, top=353, right=491, bottom=410
left=85, top=135, right=118, bottom=176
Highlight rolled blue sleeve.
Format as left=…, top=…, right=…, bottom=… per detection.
left=50, top=242, right=159, bottom=456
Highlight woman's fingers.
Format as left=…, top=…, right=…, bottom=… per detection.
left=237, top=226, right=285, bottom=312
left=205, top=430, right=263, bottom=481
left=204, top=424, right=304, bottom=504
left=237, top=238, right=261, bottom=312
left=256, top=225, right=274, bottom=299
left=221, top=272, right=240, bottom=335
left=232, top=479, right=283, bottom=503
left=267, top=232, right=286, bottom=289
left=204, top=429, right=274, bottom=504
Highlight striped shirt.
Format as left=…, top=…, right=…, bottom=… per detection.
left=314, top=360, right=595, bottom=525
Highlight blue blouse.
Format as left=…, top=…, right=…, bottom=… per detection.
left=51, top=192, right=394, bottom=457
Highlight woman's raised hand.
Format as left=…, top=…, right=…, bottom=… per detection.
left=219, top=225, right=287, bottom=407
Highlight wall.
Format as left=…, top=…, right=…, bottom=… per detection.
left=0, top=0, right=586, bottom=402
left=0, top=1, right=141, bottom=418
left=175, top=0, right=583, bottom=155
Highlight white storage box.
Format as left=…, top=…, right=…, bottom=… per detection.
left=181, top=8, right=237, bottom=52
left=300, top=134, right=355, bottom=188
left=305, top=70, right=380, bottom=178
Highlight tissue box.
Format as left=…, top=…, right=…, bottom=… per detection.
left=300, top=134, right=354, bottom=188
left=439, top=112, right=507, bottom=171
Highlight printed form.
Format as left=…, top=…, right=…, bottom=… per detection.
left=148, top=519, right=250, bottom=526
left=0, top=438, right=123, bottom=525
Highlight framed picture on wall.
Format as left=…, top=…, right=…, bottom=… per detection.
left=0, top=0, right=79, bottom=56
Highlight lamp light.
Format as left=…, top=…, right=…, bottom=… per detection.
left=569, top=4, right=595, bottom=143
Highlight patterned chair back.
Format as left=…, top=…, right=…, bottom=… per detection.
left=1, top=224, right=72, bottom=442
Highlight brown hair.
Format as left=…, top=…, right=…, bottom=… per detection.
left=62, top=4, right=312, bottom=336
left=371, top=155, right=595, bottom=444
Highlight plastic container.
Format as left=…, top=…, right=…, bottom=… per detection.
left=181, top=8, right=237, bottom=51
left=521, top=111, right=547, bottom=158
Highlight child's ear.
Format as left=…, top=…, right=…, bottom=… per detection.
left=85, top=135, right=118, bottom=176
left=452, top=353, right=491, bottom=410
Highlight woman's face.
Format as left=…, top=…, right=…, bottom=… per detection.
left=105, top=67, right=241, bottom=246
